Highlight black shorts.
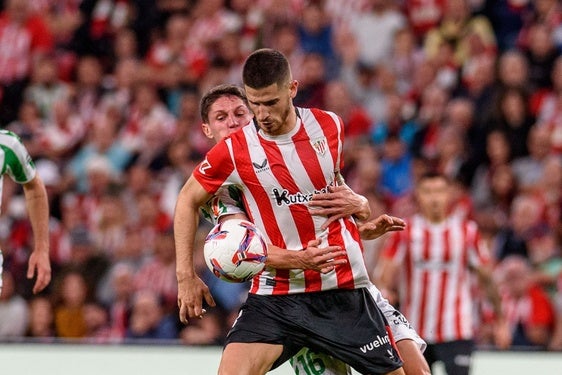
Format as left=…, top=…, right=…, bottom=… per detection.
left=225, top=288, right=403, bottom=374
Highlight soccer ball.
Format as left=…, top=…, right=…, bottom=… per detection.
left=203, top=219, right=268, bottom=283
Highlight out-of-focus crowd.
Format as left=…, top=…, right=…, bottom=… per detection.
left=0, top=0, right=561, bottom=350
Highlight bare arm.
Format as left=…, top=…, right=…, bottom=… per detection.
left=174, top=175, right=216, bottom=324
left=358, top=214, right=406, bottom=241
left=473, top=265, right=511, bottom=349
left=22, top=174, right=51, bottom=294
left=219, top=214, right=347, bottom=273
left=266, top=239, right=346, bottom=273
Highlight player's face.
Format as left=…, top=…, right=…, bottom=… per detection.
left=202, top=95, right=254, bottom=142
left=415, top=177, right=450, bottom=222
left=244, top=80, right=298, bottom=136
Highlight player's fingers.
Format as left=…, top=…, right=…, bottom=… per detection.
left=203, top=291, right=216, bottom=308
left=178, top=303, right=189, bottom=325
left=306, top=238, right=321, bottom=248
left=320, top=214, right=344, bottom=230
left=32, top=270, right=51, bottom=294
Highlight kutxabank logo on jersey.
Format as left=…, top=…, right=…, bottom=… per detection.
left=272, top=185, right=330, bottom=206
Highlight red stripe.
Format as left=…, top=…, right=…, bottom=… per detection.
left=436, top=228, right=450, bottom=342
left=455, top=222, right=470, bottom=339
left=418, top=227, right=431, bottom=337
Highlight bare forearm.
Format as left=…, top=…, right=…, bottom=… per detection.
left=23, top=176, right=50, bottom=251
left=265, top=245, right=301, bottom=269
left=174, top=185, right=202, bottom=281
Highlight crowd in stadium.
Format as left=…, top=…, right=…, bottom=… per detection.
left=0, top=0, right=561, bottom=352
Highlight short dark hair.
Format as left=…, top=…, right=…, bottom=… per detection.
left=242, top=48, right=291, bottom=89
left=199, top=84, right=248, bottom=123
left=417, top=170, right=450, bottom=185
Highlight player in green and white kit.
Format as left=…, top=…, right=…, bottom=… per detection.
left=0, top=130, right=51, bottom=295
left=192, top=85, right=429, bottom=375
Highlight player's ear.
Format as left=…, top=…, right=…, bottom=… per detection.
left=201, top=123, right=214, bottom=139
left=289, top=79, right=298, bottom=99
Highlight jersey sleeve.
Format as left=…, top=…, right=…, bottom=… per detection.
left=193, top=140, right=235, bottom=196
left=200, top=186, right=246, bottom=225
left=0, top=131, right=36, bottom=184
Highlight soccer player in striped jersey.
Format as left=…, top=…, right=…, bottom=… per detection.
left=196, top=83, right=429, bottom=375
left=378, top=171, right=509, bottom=375
left=175, top=48, right=420, bottom=374
left=0, top=130, right=50, bottom=296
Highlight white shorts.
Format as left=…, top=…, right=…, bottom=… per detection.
left=368, top=283, right=427, bottom=353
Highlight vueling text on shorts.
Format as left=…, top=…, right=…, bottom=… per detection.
left=359, top=334, right=390, bottom=353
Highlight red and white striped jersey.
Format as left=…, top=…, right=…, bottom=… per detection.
left=193, top=107, right=371, bottom=295
left=382, top=214, right=491, bottom=343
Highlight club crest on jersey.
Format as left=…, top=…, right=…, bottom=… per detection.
left=199, top=158, right=211, bottom=174
left=310, top=137, right=327, bottom=156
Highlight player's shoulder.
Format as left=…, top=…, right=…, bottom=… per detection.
left=0, top=129, right=24, bottom=147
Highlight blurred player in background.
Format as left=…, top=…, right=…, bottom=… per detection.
left=377, top=171, right=509, bottom=375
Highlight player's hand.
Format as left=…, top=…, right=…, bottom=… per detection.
left=27, top=250, right=51, bottom=294
left=358, top=214, right=406, bottom=240
left=309, top=185, right=369, bottom=229
left=297, top=238, right=347, bottom=273
left=177, top=275, right=216, bottom=325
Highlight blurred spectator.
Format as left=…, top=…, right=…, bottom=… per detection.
left=370, top=93, right=417, bottom=148
left=488, top=86, right=535, bottom=159
left=24, top=56, right=70, bottom=121
left=71, top=55, right=105, bottom=126
left=71, top=0, right=134, bottom=61
left=83, top=301, right=116, bottom=343
left=511, top=125, right=552, bottom=192
left=26, top=295, right=55, bottom=340
left=324, top=80, right=372, bottom=142
left=492, top=194, right=545, bottom=262
left=297, top=1, right=338, bottom=77
left=66, top=115, right=131, bottom=193
left=482, top=0, right=532, bottom=52
left=496, top=255, right=556, bottom=349
left=53, top=270, right=89, bottom=338
left=378, top=135, right=414, bottom=206
left=347, top=0, right=406, bottom=68
left=522, top=22, right=559, bottom=92
left=0, top=0, right=54, bottom=125
left=180, top=308, right=225, bottom=345
left=90, top=191, right=127, bottom=258
left=424, top=0, right=496, bottom=68
left=125, top=289, right=178, bottom=341
left=120, top=82, right=177, bottom=154
left=293, top=52, right=326, bottom=109
left=410, top=84, right=450, bottom=162
left=390, top=27, right=426, bottom=95
left=0, top=270, right=29, bottom=337
left=144, top=13, right=204, bottom=89
left=402, top=0, right=445, bottom=42
left=471, top=130, right=514, bottom=212
left=134, top=228, right=178, bottom=312
left=536, top=56, right=562, bottom=155
left=97, top=262, right=136, bottom=339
